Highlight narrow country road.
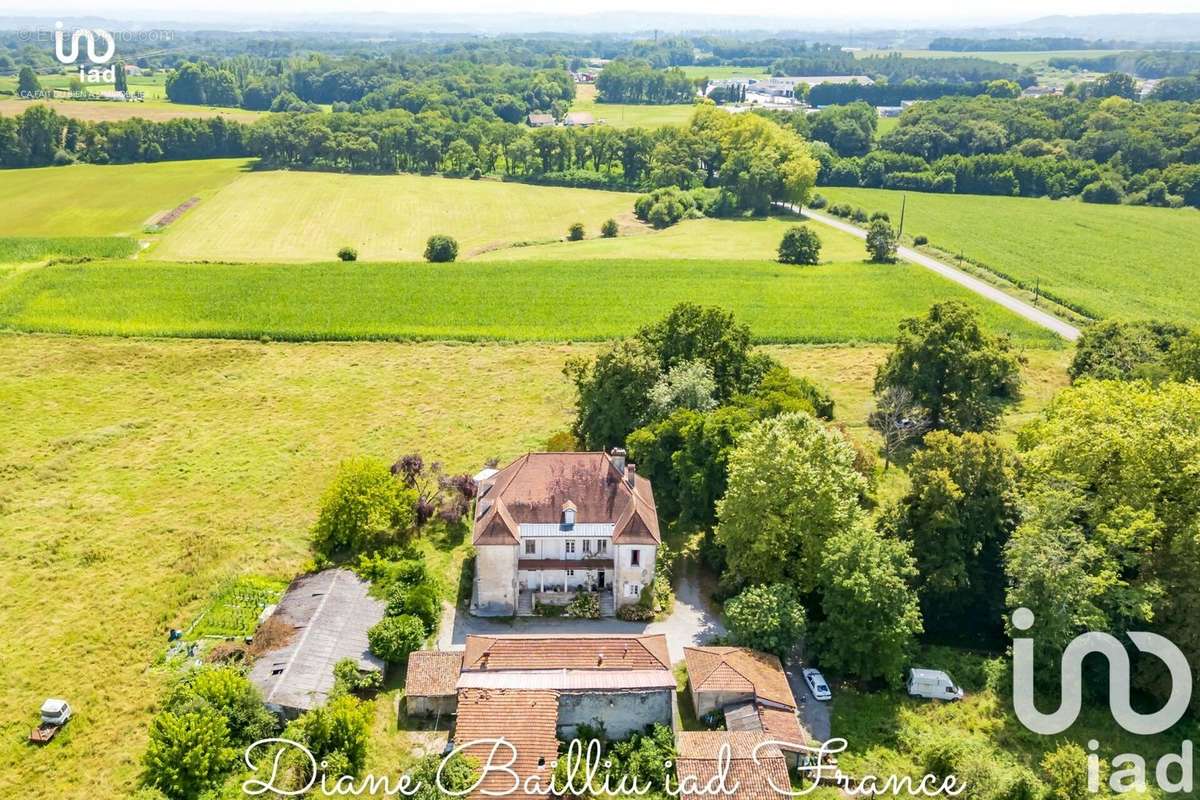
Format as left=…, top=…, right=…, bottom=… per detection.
left=785, top=205, right=1081, bottom=342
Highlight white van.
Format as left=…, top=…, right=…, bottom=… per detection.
left=906, top=669, right=963, bottom=701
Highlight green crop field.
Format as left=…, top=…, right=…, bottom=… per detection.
left=0, top=257, right=1059, bottom=345
left=0, top=332, right=1069, bottom=798
left=676, top=65, right=771, bottom=79
left=0, top=159, right=252, bottom=237
left=570, top=83, right=699, bottom=129
left=149, top=169, right=639, bottom=261
left=819, top=187, right=1200, bottom=323
left=477, top=214, right=867, bottom=262
left=0, top=237, right=137, bottom=262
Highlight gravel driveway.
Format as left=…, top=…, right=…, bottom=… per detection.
left=437, top=559, right=725, bottom=662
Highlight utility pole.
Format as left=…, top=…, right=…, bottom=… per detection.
left=1034, top=277, right=1041, bottom=305
left=898, top=193, right=907, bottom=239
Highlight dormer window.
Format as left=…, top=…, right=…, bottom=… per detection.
left=562, top=500, right=576, bottom=528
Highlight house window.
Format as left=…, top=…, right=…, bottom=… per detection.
left=565, top=540, right=576, bottom=554
left=625, top=582, right=641, bottom=598
left=524, top=540, right=536, bottom=555
left=630, top=549, right=640, bottom=567
left=567, top=569, right=575, bottom=577
left=583, top=539, right=592, bottom=554
left=597, top=539, right=608, bottom=554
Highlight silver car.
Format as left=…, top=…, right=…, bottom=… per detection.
left=803, top=667, right=832, bottom=701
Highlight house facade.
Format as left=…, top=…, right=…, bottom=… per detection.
left=471, top=449, right=660, bottom=617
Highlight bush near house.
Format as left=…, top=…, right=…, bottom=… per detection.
left=777, top=225, right=822, bottom=265
left=367, top=614, right=426, bottom=663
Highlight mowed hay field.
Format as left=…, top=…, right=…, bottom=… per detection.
left=0, top=332, right=1070, bottom=799
left=477, top=214, right=868, bottom=262
left=0, top=258, right=1060, bottom=345
left=150, top=170, right=638, bottom=261
left=819, top=187, right=1200, bottom=323
left=0, top=159, right=252, bottom=237
left=569, top=83, right=699, bottom=129
left=0, top=97, right=265, bottom=123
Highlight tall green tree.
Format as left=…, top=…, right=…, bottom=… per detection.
left=1009, top=380, right=1200, bottom=705
left=17, top=66, right=41, bottom=97
left=889, top=431, right=1018, bottom=643
left=312, top=457, right=417, bottom=556
left=813, top=521, right=923, bottom=685
left=565, top=338, right=661, bottom=449
left=725, top=583, right=807, bottom=658
left=715, top=412, right=867, bottom=589
left=115, top=62, right=129, bottom=93
left=874, top=301, right=1022, bottom=433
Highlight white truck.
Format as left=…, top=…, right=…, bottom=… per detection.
left=29, top=699, right=72, bottom=744
left=906, top=669, right=963, bottom=701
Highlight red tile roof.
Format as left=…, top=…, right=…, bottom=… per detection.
left=683, top=647, right=798, bottom=710
left=676, top=732, right=792, bottom=800
left=454, top=688, right=560, bottom=799
left=473, top=452, right=659, bottom=546
left=463, top=634, right=671, bottom=672
left=404, top=651, right=463, bottom=698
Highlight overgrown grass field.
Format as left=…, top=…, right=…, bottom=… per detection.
left=0, top=158, right=252, bottom=237
left=149, top=169, right=639, bottom=261
left=0, top=258, right=1061, bottom=345
left=0, top=332, right=1069, bottom=798
left=0, top=97, right=265, bottom=123
left=819, top=187, right=1200, bottom=323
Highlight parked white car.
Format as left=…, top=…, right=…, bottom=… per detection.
left=802, top=667, right=832, bottom=701
left=906, top=669, right=963, bottom=701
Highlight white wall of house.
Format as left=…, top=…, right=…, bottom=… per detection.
left=614, top=543, right=656, bottom=607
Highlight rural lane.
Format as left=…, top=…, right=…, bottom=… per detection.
left=785, top=205, right=1081, bottom=342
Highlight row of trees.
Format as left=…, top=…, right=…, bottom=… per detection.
left=800, top=92, right=1200, bottom=207
left=594, top=59, right=696, bottom=104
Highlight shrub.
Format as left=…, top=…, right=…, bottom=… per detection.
left=165, top=666, right=277, bottom=748
left=865, top=219, right=899, bottom=263
left=367, top=614, right=426, bottom=663
left=386, top=583, right=441, bottom=634
left=777, top=225, right=822, bottom=265
left=851, top=207, right=869, bottom=223
left=1081, top=179, right=1123, bottom=204
left=633, top=187, right=697, bottom=229
left=913, top=234, right=928, bottom=246
left=470, top=167, right=482, bottom=180
left=424, top=234, right=459, bottom=262
left=600, top=218, right=619, bottom=238
left=564, top=590, right=601, bottom=619
left=567, top=222, right=585, bottom=241
left=287, top=694, right=372, bottom=776
left=869, top=210, right=890, bottom=222
left=545, top=430, right=579, bottom=451
left=807, top=193, right=828, bottom=209
left=142, top=709, right=232, bottom=799
left=332, top=657, right=383, bottom=697
left=534, top=601, right=567, bottom=617
left=336, top=246, right=357, bottom=262
left=616, top=602, right=655, bottom=622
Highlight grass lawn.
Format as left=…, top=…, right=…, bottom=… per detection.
left=0, top=332, right=1070, bottom=799
left=149, top=169, right=638, bottom=261
left=818, top=187, right=1200, bottom=323
left=0, top=158, right=253, bottom=237
left=477, top=214, right=867, bottom=263
left=0, top=258, right=1061, bottom=345
left=570, top=83, right=698, bottom=129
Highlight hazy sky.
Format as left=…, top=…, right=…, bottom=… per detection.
left=4, top=0, right=1199, bottom=23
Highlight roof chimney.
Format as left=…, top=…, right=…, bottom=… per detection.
left=626, top=463, right=637, bottom=488
left=611, top=448, right=627, bottom=475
